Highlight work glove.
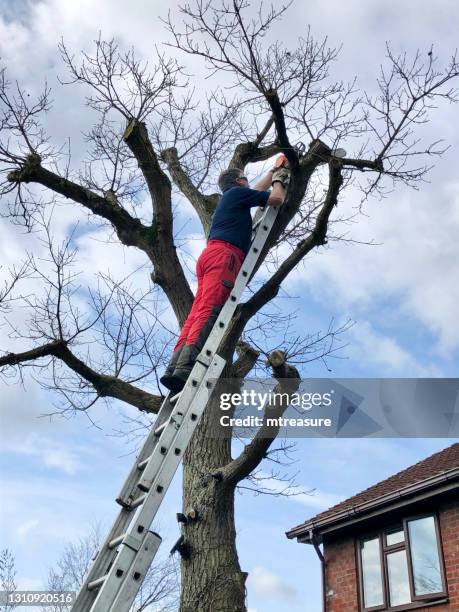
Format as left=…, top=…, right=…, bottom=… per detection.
left=273, top=153, right=290, bottom=169
left=272, top=167, right=290, bottom=188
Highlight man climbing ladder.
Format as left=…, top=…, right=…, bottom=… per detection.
left=160, top=156, right=290, bottom=392
left=72, top=156, right=290, bottom=612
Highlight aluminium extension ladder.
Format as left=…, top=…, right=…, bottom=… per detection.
left=71, top=204, right=279, bottom=612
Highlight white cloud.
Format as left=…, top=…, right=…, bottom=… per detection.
left=292, top=489, right=345, bottom=511
left=74, top=226, right=150, bottom=288
left=41, top=447, right=82, bottom=475
left=1, top=473, right=115, bottom=545
left=248, top=566, right=298, bottom=603
left=256, top=471, right=343, bottom=511
left=17, top=519, right=40, bottom=540
left=180, top=233, right=207, bottom=263
left=347, top=321, right=442, bottom=377
left=2, top=433, right=85, bottom=475
left=286, top=181, right=459, bottom=360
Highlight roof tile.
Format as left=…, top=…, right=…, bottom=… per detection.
left=291, top=443, right=459, bottom=531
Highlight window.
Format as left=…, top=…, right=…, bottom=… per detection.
left=358, top=514, right=447, bottom=611
left=361, top=537, right=384, bottom=608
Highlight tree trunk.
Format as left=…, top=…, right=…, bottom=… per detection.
left=179, top=404, right=246, bottom=612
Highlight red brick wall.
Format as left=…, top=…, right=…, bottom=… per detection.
left=324, top=535, right=359, bottom=612
left=436, top=499, right=459, bottom=611
left=323, top=498, right=458, bottom=612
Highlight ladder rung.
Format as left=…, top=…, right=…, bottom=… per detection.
left=154, top=422, right=167, bottom=436
left=196, top=351, right=213, bottom=367
left=137, top=456, right=151, bottom=470
left=137, top=481, right=150, bottom=493
left=108, top=534, right=125, bottom=549
left=170, top=392, right=182, bottom=404
left=87, top=574, right=107, bottom=591
left=115, top=496, right=134, bottom=509
left=130, top=493, right=147, bottom=509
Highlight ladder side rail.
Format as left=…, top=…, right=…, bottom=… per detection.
left=130, top=356, right=226, bottom=542
left=247, top=205, right=278, bottom=284
left=74, top=393, right=186, bottom=609
left=73, top=313, right=229, bottom=609
left=116, top=394, right=175, bottom=506
left=251, top=213, right=263, bottom=233
left=86, top=356, right=226, bottom=612
left=136, top=357, right=219, bottom=492
left=107, top=532, right=162, bottom=612
left=74, top=394, right=178, bottom=610
left=86, top=540, right=139, bottom=612
left=71, top=507, right=139, bottom=612
left=251, top=205, right=268, bottom=235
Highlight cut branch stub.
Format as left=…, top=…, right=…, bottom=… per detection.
left=7, top=152, right=42, bottom=183
left=230, top=341, right=260, bottom=379
left=229, top=141, right=280, bottom=171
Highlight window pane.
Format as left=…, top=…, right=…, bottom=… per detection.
left=386, top=526, right=404, bottom=546
left=408, top=516, right=443, bottom=595
left=360, top=537, right=384, bottom=608
left=387, top=550, right=411, bottom=606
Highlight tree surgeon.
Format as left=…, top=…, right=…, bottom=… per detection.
left=160, top=157, right=290, bottom=392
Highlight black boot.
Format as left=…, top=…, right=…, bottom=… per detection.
left=167, top=306, right=223, bottom=392
left=167, top=344, right=200, bottom=392
left=160, top=345, right=185, bottom=391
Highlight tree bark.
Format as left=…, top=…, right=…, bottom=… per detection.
left=178, top=351, right=300, bottom=612
left=179, top=394, right=246, bottom=612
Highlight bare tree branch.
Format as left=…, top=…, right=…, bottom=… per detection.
left=58, top=36, right=184, bottom=122
left=161, top=146, right=218, bottom=234
left=0, top=259, right=31, bottom=312
left=7, top=154, right=154, bottom=247
left=123, top=118, right=172, bottom=214
left=221, top=350, right=301, bottom=485
left=0, top=341, right=162, bottom=413
left=229, top=140, right=279, bottom=171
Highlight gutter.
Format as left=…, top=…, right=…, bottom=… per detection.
left=287, top=467, right=459, bottom=541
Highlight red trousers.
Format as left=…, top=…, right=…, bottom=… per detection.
left=174, top=240, right=245, bottom=351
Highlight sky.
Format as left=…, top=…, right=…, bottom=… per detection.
left=0, top=1, right=458, bottom=612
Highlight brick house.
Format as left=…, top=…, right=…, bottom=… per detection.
left=286, top=443, right=459, bottom=612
